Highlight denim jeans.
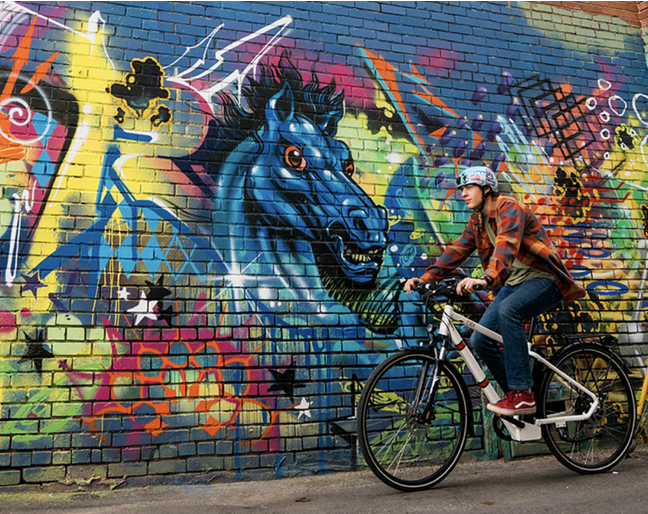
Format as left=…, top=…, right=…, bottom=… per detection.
left=470, top=277, right=563, bottom=393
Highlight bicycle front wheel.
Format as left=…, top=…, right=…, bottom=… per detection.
left=538, top=342, right=636, bottom=473
left=357, top=349, right=470, bottom=492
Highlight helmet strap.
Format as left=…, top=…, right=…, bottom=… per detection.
left=474, top=186, right=490, bottom=213
left=474, top=187, right=494, bottom=227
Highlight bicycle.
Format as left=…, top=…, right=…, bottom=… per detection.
left=357, top=278, right=637, bottom=492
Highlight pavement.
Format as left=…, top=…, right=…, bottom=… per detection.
left=3, top=447, right=648, bottom=514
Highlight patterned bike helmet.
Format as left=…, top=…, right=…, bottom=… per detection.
left=457, top=166, right=498, bottom=193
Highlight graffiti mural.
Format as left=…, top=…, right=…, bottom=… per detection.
left=1, top=0, right=648, bottom=484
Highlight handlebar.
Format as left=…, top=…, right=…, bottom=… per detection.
left=412, top=277, right=483, bottom=304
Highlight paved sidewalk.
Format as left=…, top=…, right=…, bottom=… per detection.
left=3, top=447, right=648, bottom=514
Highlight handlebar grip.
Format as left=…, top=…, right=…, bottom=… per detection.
left=413, top=282, right=432, bottom=294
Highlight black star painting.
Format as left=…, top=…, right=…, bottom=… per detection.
left=144, top=274, right=174, bottom=326
left=21, top=273, right=46, bottom=298
left=145, top=274, right=172, bottom=301
left=268, top=360, right=306, bottom=400
left=157, top=303, right=175, bottom=326
left=20, top=330, right=54, bottom=373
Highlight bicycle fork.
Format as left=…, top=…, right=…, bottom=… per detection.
left=415, top=334, right=447, bottom=424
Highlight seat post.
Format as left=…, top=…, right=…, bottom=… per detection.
left=526, top=316, right=537, bottom=340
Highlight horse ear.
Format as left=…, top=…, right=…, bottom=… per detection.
left=317, top=107, right=343, bottom=136
left=266, top=83, right=294, bottom=126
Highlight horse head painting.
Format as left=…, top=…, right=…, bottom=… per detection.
left=195, top=54, right=399, bottom=333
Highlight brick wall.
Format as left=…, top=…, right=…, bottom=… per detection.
left=0, top=0, right=647, bottom=486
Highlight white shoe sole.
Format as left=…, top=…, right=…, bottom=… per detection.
left=487, top=403, right=536, bottom=416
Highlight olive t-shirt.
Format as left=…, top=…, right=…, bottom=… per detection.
left=484, top=221, right=554, bottom=286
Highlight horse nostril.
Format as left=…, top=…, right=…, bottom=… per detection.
left=353, top=216, right=368, bottom=233
left=345, top=207, right=388, bottom=246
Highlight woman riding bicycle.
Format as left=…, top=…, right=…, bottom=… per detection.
left=404, top=166, right=586, bottom=416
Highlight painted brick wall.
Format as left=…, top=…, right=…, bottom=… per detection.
left=0, top=0, right=647, bottom=486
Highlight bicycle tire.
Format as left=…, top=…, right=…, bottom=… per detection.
left=538, top=341, right=636, bottom=474
left=357, top=349, right=470, bottom=491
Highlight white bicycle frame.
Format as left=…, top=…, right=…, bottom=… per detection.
left=438, top=304, right=600, bottom=442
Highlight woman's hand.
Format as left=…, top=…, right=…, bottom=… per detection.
left=456, top=277, right=488, bottom=295
left=404, top=277, right=425, bottom=294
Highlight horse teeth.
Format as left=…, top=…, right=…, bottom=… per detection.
left=343, top=250, right=378, bottom=264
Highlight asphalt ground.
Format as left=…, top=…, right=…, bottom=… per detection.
left=3, top=447, right=648, bottom=514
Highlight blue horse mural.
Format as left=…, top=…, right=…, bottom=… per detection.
left=175, top=55, right=401, bottom=337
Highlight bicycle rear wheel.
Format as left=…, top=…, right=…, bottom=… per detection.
left=538, top=342, right=636, bottom=473
left=357, top=349, right=470, bottom=492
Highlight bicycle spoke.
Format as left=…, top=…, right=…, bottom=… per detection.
left=375, top=420, right=407, bottom=464
left=386, top=431, right=414, bottom=475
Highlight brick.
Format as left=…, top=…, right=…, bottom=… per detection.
left=65, top=465, right=108, bottom=482
left=32, top=451, right=53, bottom=466
left=11, top=452, right=31, bottom=467
left=178, top=443, right=196, bottom=457
left=71, top=449, right=91, bottom=464
left=52, top=434, right=72, bottom=448
left=1, top=390, right=27, bottom=403
left=12, top=435, right=53, bottom=450
left=70, top=434, right=106, bottom=449
left=150, top=429, right=189, bottom=444
left=197, top=442, right=215, bottom=455
left=148, top=459, right=186, bottom=475
left=159, top=444, right=178, bottom=459
left=122, top=448, right=141, bottom=461
left=52, top=451, right=72, bottom=465
left=23, top=466, right=66, bottom=483
left=112, top=432, right=151, bottom=447
left=101, top=449, right=121, bottom=463
left=187, top=456, right=224, bottom=473
left=108, top=462, right=148, bottom=478
left=0, top=470, right=21, bottom=485
left=216, top=441, right=234, bottom=455
left=141, top=447, right=159, bottom=461
left=10, top=373, right=52, bottom=388
left=0, top=452, right=11, bottom=466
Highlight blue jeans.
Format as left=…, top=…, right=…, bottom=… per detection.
left=470, top=277, right=563, bottom=393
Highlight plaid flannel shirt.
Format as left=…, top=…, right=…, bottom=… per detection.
left=420, top=195, right=586, bottom=303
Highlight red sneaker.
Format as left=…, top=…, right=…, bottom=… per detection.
left=487, top=390, right=536, bottom=416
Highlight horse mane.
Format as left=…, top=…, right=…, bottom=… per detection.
left=217, top=53, right=345, bottom=148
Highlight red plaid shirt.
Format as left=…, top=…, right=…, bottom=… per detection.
left=421, top=195, right=586, bottom=303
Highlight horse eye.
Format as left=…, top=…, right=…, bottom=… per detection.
left=284, top=146, right=306, bottom=171
left=343, top=158, right=355, bottom=177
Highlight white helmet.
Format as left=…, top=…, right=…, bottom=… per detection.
left=457, top=166, right=498, bottom=192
